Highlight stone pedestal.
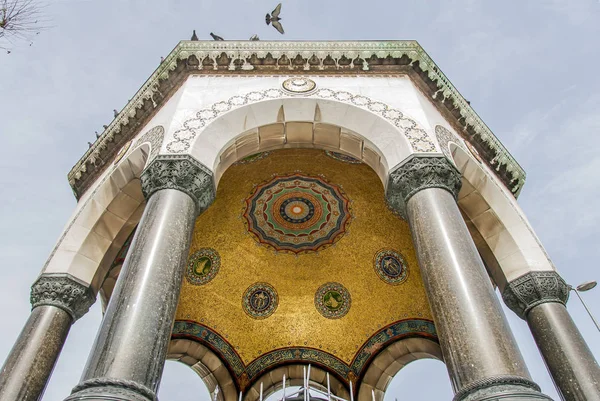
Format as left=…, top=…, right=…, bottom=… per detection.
left=0, top=275, right=94, bottom=401
left=387, top=155, right=551, bottom=401
left=66, top=155, right=215, bottom=401
left=504, top=272, right=600, bottom=401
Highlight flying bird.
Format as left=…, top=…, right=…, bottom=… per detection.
left=266, top=3, right=284, bottom=34
left=249, top=34, right=260, bottom=41
left=191, top=30, right=199, bottom=41
left=210, top=32, right=224, bottom=41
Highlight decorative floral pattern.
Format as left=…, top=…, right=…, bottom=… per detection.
left=242, top=282, right=278, bottom=319
left=141, top=155, right=216, bottom=215
left=315, top=282, right=351, bottom=319
left=374, top=249, right=409, bottom=285
left=434, top=125, right=465, bottom=163
left=325, top=150, right=362, bottom=164
left=31, top=275, right=95, bottom=321
left=165, top=87, right=436, bottom=154
left=186, top=248, right=220, bottom=285
left=133, top=125, right=165, bottom=163
left=242, top=173, right=352, bottom=254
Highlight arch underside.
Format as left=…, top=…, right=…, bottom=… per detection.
left=169, top=319, right=438, bottom=398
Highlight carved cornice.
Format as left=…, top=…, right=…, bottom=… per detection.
left=30, top=274, right=95, bottom=321
left=386, top=155, right=462, bottom=216
left=140, top=155, right=215, bottom=215
left=502, top=271, right=570, bottom=319
left=67, top=41, right=525, bottom=199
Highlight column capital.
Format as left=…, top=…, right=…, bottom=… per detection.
left=502, top=271, right=570, bottom=319
left=385, top=154, right=462, bottom=216
left=140, top=155, right=216, bottom=216
left=30, top=274, right=95, bottom=321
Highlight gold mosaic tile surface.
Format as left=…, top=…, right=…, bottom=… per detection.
left=176, top=149, right=433, bottom=365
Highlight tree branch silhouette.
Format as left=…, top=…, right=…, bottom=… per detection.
left=1, top=0, right=48, bottom=52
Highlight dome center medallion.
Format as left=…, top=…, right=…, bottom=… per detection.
left=242, top=174, right=352, bottom=254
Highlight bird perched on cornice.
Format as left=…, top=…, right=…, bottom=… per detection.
left=103, top=125, right=108, bottom=129
left=266, top=3, right=284, bottom=34
left=210, top=32, right=224, bottom=41
left=191, top=30, right=199, bottom=41
left=113, top=109, right=118, bottom=117
left=88, top=142, right=93, bottom=148
left=249, top=34, right=260, bottom=41
left=95, top=131, right=100, bottom=139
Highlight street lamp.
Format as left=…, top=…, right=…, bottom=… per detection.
left=569, top=280, right=600, bottom=332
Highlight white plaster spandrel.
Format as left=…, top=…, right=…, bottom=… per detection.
left=135, top=84, right=186, bottom=144
left=42, top=147, right=148, bottom=285
left=452, top=144, right=556, bottom=285
left=162, top=75, right=432, bottom=172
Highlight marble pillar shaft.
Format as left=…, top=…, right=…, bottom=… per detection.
left=527, top=302, right=600, bottom=401
left=0, top=306, right=72, bottom=401
left=387, top=155, right=548, bottom=400
left=407, top=188, right=532, bottom=391
left=71, top=189, right=197, bottom=399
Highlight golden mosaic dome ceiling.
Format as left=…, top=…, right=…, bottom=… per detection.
left=170, top=149, right=436, bottom=390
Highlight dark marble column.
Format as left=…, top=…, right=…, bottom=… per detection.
left=503, top=272, right=600, bottom=401
left=66, top=155, right=215, bottom=401
left=386, top=155, right=551, bottom=401
left=0, top=275, right=94, bottom=401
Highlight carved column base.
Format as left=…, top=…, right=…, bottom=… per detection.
left=454, top=376, right=553, bottom=401
left=65, top=378, right=155, bottom=401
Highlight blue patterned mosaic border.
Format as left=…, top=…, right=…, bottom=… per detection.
left=350, top=319, right=437, bottom=376
left=172, top=321, right=245, bottom=376
left=171, top=319, right=437, bottom=391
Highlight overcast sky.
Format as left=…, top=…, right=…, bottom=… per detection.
left=1, top=0, right=599, bottom=400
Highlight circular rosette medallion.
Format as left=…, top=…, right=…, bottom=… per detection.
left=282, top=77, right=317, bottom=94
left=374, top=249, right=409, bottom=285
left=315, top=282, right=351, bottom=319
left=243, top=282, right=278, bottom=319
left=186, top=248, right=220, bottom=285
left=242, top=174, right=352, bottom=254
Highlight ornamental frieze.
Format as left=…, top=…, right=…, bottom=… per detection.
left=165, top=87, right=436, bottom=155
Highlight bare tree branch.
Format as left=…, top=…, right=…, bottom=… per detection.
left=0, top=0, right=49, bottom=52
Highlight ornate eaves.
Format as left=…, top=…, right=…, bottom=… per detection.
left=68, top=40, right=526, bottom=198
